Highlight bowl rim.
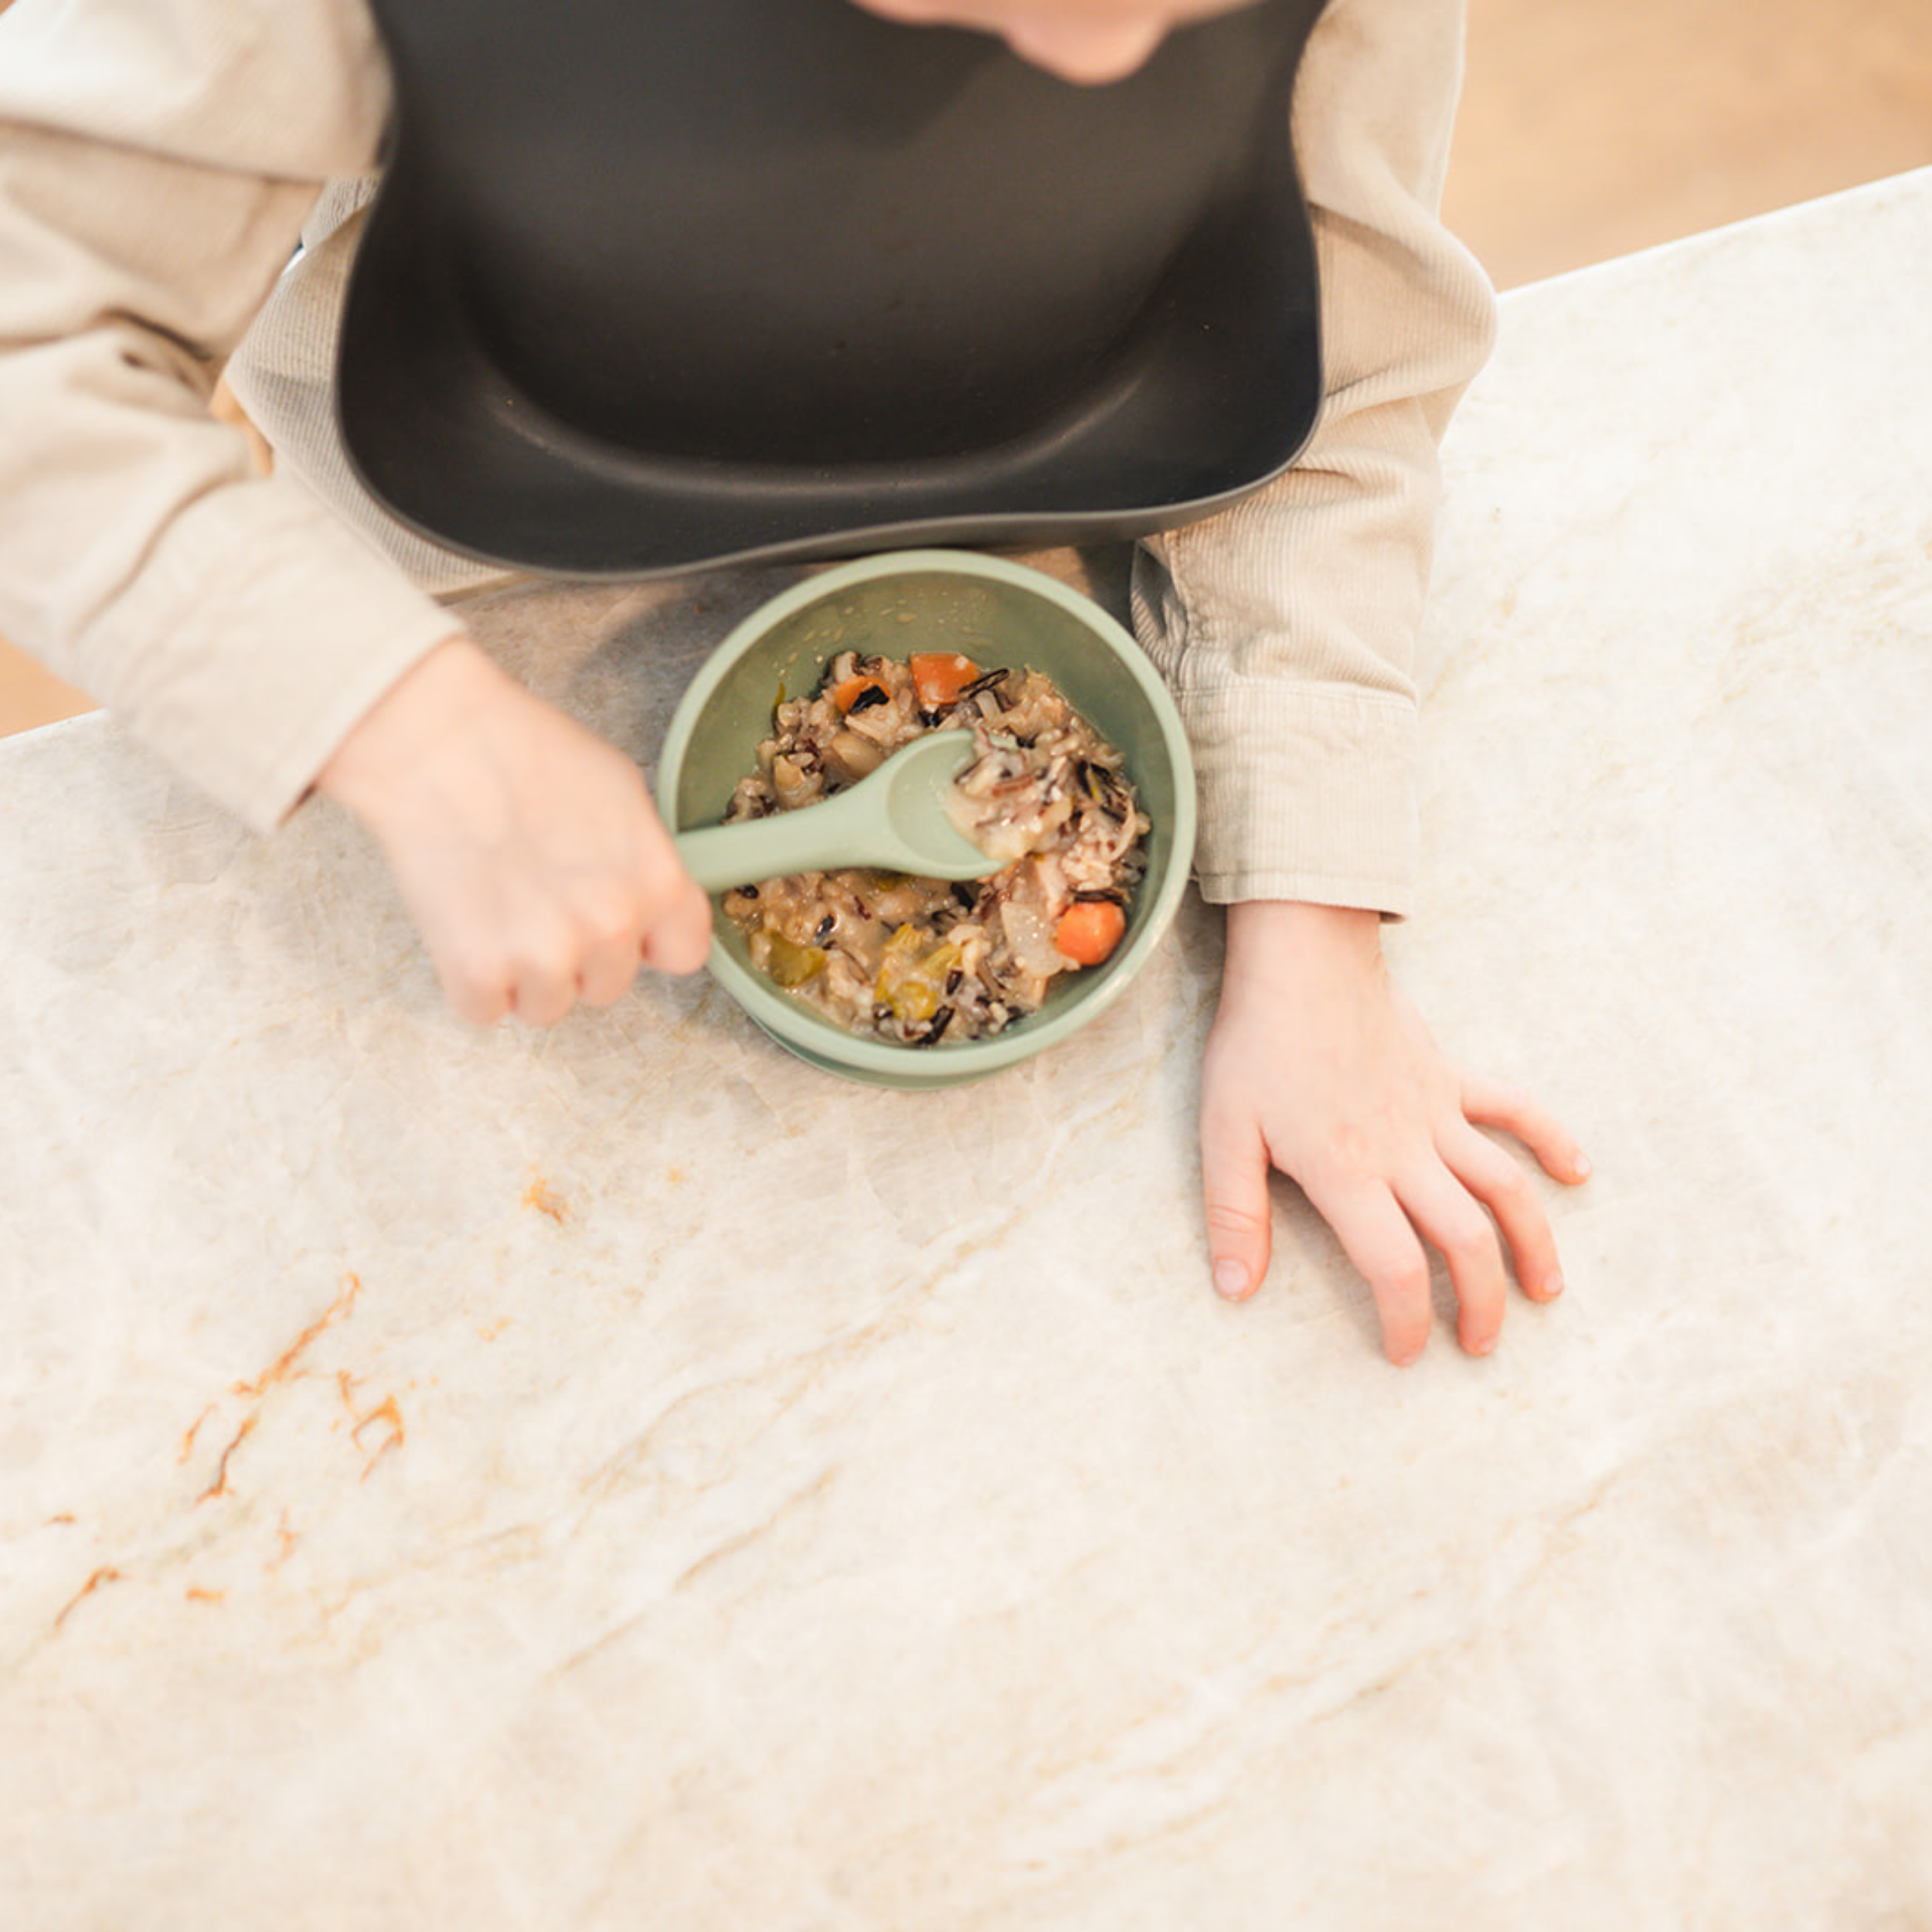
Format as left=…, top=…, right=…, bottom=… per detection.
left=655, top=549, right=1197, bottom=1080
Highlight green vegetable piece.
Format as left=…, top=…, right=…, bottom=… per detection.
left=875, top=930, right=960, bottom=1023
left=764, top=931, right=827, bottom=988
left=881, top=978, right=939, bottom=1024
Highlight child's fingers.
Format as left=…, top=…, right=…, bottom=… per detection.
left=639, top=872, right=716, bottom=977
left=508, top=943, right=580, bottom=1029
left=1311, top=1181, right=1437, bottom=1366
left=1461, top=1077, right=1592, bottom=1185
left=577, top=935, right=645, bottom=1009
left=440, top=961, right=512, bottom=1027
left=1440, top=1121, right=1566, bottom=1304
left=1199, top=1107, right=1273, bottom=1303
left=1389, top=1163, right=1510, bottom=1356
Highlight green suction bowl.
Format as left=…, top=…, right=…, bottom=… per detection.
left=656, top=551, right=1196, bottom=1089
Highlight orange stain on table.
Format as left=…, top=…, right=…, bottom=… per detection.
left=338, top=1371, right=405, bottom=1478
left=178, top=1403, right=216, bottom=1464
left=522, top=1173, right=570, bottom=1224
left=185, top=1587, right=225, bottom=1605
left=232, top=1274, right=363, bottom=1400
left=186, top=1274, right=365, bottom=1505
left=352, top=1394, right=406, bottom=1479
left=197, top=1413, right=257, bottom=1503
left=53, top=1566, right=124, bottom=1630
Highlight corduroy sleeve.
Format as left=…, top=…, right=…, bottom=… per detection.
left=0, top=0, right=465, bottom=831
left=1130, top=0, right=1497, bottom=914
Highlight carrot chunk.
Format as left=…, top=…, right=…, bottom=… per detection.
left=831, top=673, right=891, bottom=715
left=1053, top=900, right=1127, bottom=967
left=910, top=652, right=983, bottom=709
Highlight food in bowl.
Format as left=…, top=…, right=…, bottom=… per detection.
left=655, top=549, right=1198, bottom=1090
left=719, top=648, right=1148, bottom=1045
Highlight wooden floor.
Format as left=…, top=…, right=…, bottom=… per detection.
left=5, top=0, right=1930, bottom=738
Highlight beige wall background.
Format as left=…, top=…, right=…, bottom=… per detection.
left=1446, top=0, right=1932, bottom=286
left=5, top=0, right=1931, bottom=736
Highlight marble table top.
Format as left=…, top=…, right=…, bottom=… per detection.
left=5, top=168, right=1930, bottom=1929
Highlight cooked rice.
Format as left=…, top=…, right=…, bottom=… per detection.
left=719, top=650, right=1148, bottom=1045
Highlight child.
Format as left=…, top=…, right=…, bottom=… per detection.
left=0, top=0, right=1588, bottom=1362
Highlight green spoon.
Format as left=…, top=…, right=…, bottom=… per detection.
left=675, top=732, right=998, bottom=892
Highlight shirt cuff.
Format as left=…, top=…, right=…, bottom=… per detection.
left=74, top=471, right=466, bottom=832
left=1176, top=677, right=1419, bottom=915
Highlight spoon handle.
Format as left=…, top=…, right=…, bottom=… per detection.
left=673, top=733, right=996, bottom=892
left=675, top=801, right=876, bottom=894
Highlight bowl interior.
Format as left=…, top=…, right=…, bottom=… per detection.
left=658, top=553, right=1195, bottom=1087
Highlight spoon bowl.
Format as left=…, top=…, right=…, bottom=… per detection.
left=673, top=732, right=994, bottom=893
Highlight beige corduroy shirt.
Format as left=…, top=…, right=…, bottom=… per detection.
left=0, top=0, right=1494, bottom=913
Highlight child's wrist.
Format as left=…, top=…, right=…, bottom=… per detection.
left=1224, top=900, right=1382, bottom=972
left=315, top=634, right=502, bottom=824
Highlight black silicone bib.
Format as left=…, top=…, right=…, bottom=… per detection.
left=339, top=0, right=1326, bottom=574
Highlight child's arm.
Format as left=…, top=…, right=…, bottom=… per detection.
left=0, top=0, right=460, bottom=834
left=1130, top=0, right=1587, bottom=1349
left=0, top=0, right=716, bottom=1022
left=1131, top=0, right=1490, bottom=927
left=1200, top=903, right=1588, bottom=1363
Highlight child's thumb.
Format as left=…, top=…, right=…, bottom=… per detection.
left=1200, top=1112, right=1273, bottom=1302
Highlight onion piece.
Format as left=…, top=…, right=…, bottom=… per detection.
left=1002, top=900, right=1071, bottom=978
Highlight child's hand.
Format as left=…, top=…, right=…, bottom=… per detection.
left=1199, top=901, right=1589, bottom=1363
left=318, top=638, right=713, bottom=1025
